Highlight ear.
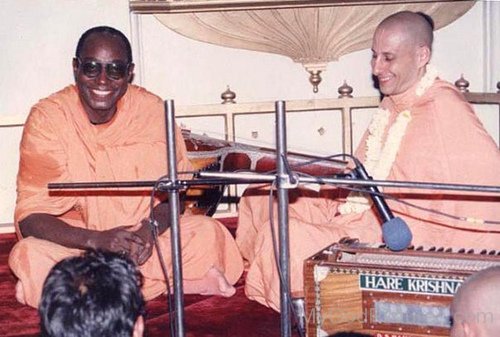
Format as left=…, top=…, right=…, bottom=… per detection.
left=72, top=58, right=79, bottom=81
left=132, top=315, right=144, bottom=337
left=461, top=320, right=475, bottom=337
left=127, top=63, right=135, bottom=84
left=416, top=45, right=431, bottom=68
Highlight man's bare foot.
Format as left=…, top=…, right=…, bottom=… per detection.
left=15, top=281, right=26, bottom=305
left=183, top=267, right=236, bottom=297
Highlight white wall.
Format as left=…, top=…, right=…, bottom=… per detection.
left=1, top=0, right=498, bottom=226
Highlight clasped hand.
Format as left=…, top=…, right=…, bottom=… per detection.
left=90, top=221, right=153, bottom=266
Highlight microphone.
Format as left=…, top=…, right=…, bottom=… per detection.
left=353, top=162, right=413, bottom=251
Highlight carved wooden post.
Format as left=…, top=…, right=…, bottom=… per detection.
left=338, top=81, right=353, bottom=155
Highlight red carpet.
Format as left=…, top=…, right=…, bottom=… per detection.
left=0, top=227, right=298, bottom=337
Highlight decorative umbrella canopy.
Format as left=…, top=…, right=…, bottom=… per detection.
left=137, top=0, right=475, bottom=92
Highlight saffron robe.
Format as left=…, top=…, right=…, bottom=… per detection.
left=236, top=79, right=500, bottom=311
left=9, top=85, right=244, bottom=308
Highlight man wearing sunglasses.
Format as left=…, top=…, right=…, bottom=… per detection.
left=9, top=26, right=244, bottom=308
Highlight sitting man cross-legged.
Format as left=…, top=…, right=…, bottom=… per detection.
left=9, top=25, right=244, bottom=308
left=39, top=250, right=145, bottom=337
left=236, top=11, right=500, bottom=311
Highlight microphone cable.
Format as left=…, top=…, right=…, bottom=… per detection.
left=267, top=181, right=306, bottom=337
left=296, top=168, right=500, bottom=227
left=289, top=151, right=500, bottom=226
left=337, top=183, right=500, bottom=227
left=148, top=174, right=176, bottom=337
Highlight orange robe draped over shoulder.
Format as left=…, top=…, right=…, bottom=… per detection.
left=9, top=85, right=243, bottom=308
left=236, top=79, right=500, bottom=311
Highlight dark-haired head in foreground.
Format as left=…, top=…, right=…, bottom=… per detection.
left=39, top=250, right=145, bottom=337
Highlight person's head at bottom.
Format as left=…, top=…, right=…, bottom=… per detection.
left=450, top=266, right=500, bottom=337
left=39, top=250, right=145, bottom=337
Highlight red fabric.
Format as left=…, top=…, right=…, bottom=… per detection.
left=0, top=230, right=297, bottom=337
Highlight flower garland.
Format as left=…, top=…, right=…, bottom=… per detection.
left=339, top=65, right=438, bottom=215
left=416, top=65, right=439, bottom=97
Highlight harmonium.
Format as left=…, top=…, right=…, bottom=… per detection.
left=303, top=238, right=500, bottom=337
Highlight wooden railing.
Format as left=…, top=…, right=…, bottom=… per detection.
left=1, top=78, right=499, bottom=222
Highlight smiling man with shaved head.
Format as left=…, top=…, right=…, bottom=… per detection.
left=236, top=11, right=500, bottom=312
left=371, top=11, right=433, bottom=96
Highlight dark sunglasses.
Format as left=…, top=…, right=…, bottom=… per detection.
left=75, top=57, right=130, bottom=80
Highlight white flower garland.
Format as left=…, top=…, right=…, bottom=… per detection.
left=339, top=65, right=438, bottom=215
left=416, top=65, right=439, bottom=97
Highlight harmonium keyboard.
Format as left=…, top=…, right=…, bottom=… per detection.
left=303, top=238, right=500, bottom=337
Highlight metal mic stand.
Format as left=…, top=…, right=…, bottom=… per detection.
left=164, top=100, right=296, bottom=337
left=194, top=173, right=500, bottom=194
left=165, top=100, right=185, bottom=337
left=275, top=101, right=294, bottom=337
left=166, top=100, right=296, bottom=337
left=162, top=100, right=294, bottom=337
left=49, top=175, right=500, bottom=194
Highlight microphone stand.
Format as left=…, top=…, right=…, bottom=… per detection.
left=49, top=175, right=500, bottom=194
left=192, top=173, right=500, bottom=194
left=276, top=101, right=293, bottom=337
left=165, top=100, right=185, bottom=337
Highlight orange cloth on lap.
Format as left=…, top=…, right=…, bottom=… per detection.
left=9, top=85, right=243, bottom=307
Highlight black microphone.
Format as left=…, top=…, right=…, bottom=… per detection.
left=353, top=162, right=412, bottom=251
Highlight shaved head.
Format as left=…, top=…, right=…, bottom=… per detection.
left=377, top=11, right=434, bottom=50
left=371, top=11, right=433, bottom=96
left=451, top=266, right=500, bottom=337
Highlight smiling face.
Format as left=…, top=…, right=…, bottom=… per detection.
left=73, top=33, right=134, bottom=124
left=371, top=24, right=429, bottom=96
